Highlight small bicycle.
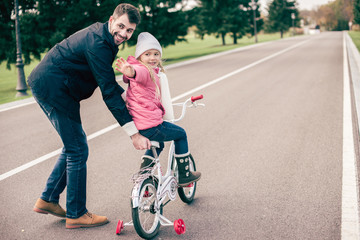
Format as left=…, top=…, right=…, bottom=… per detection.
left=116, top=95, right=204, bottom=239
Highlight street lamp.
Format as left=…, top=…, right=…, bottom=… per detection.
left=14, top=0, right=28, bottom=97
left=291, top=12, right=295, bottom=36
left=249, top=0, right=258, bottom=43
left=285, top=3, right=297, bottom=37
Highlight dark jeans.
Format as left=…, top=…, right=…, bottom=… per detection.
left=139, top=121, right=188, bottom=157
left=34, top=96, right=88, bottom=219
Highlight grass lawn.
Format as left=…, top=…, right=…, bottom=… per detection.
left=1, top=31, right=288, bottom=105
left=349, top=31, right=360, bottom=51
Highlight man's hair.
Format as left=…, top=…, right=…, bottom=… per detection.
left=113, top=3, right=141, bottom=25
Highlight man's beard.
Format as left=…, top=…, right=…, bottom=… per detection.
left=114, top=32, right=127, bottom=45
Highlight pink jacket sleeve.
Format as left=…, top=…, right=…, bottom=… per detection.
left=122, top=64, right=149, bottom=85
left=122, top=75, right=130, bottom=84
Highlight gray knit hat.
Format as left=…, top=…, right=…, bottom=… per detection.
left=135, top=32, right=162, bottom=59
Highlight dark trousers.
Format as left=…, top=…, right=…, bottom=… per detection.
left=34, top=95, right=88, bottom=219
left=139, top=121, right=188, bottom=157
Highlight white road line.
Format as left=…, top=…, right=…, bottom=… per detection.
left=172, top=39, right=310, bottom=102
left=0, top=149, right=62, bottom=182
left=0, top=124, right=119, bottom=181
left=0, top=98, right=36, bottom=113
left=341, top=32, right=360, bottom=240
left=0, top=38, right=310, bottom=182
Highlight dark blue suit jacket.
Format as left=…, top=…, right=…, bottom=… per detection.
left=28, top=22, right=132, bottom=125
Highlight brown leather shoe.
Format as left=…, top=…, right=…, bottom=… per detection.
left=66, top=212, right=109, bottom=229
left=33, top=198, right=66, bottom=218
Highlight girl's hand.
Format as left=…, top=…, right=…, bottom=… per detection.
left=115, top=57, right=135, bottom=78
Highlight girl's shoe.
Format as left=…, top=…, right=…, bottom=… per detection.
left=175, top=153, right=201, bottom=187
left=140, top=155, right=155, bottom=169
left=140, top=155, right=155, bottom=175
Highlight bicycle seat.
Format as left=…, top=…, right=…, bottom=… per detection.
left=150, top=141, right=160, bottom=148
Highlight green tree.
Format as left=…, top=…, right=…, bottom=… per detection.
left=187, top=6, right=209, bottom=40
left=317, top=4, right=338, bottom=30
left=228, top=1, right=250, bottom=44
left=244, top=0, right=264, bottom=40
left=314, top=0, right=353, bottom=30
left=125, top=0, right=188, bottom=49
left=0, top=0, right=37, bottom=69
left=332, top=0, right=353, bottom=30
left=1, top=0, right=117, bottom=69
left=34, top=0, right=117, bottom=47
left=191, top=0, right=256, bottom=45
left=265, top=0, right=299, bottom=38
left=2, top=0, right=189, bottom=67
left=355, top=0, right=360, bottom=24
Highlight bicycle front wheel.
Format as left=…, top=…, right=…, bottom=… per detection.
left=132, top=178, right=162, bottom=239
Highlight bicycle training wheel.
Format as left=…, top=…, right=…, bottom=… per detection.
left=172, top=155, right=197, bottom=203
left=132, top=178, right=162, bottom=239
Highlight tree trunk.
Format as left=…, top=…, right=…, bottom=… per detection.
left=233, top=32, right=237, bottom=44
left=221, top=33, right=226, bottom=45
left=280, top=30, right=283, bottom=38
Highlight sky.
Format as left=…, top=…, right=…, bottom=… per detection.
left=259, top=0, right=333, bottom=11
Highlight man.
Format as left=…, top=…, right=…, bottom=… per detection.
left=28, top=3, right=150, bottom=229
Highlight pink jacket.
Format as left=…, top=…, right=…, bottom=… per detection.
left=123, top=56, right=165, bottom=130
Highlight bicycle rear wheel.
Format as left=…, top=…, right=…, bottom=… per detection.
left=172, top=155, right=197, bottom=203
left=132, top=178, right=162, bottom=239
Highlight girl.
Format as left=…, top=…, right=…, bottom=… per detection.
left=115, top=32, right=201, bottom=187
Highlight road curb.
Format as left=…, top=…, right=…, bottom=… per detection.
left=346, top=32, right=360, bottom=136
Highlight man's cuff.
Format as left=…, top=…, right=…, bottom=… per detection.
left=121, top=92, right=126, bottom=101
left=122, top=121, right=138, bottom=136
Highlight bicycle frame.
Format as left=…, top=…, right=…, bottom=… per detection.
left=119, top=95, right=204, bottom=236
left=130, top=95, right=204, bottom=210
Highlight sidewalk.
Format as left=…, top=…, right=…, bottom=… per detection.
left=346, top=31, right=360, bottom=134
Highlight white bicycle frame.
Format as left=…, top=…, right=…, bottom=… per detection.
left=129, top=96, right=204, bottom=226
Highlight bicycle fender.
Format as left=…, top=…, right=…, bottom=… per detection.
left=131, top=181, right=143, bottom=208
left=130, top=177, right=176, bottom=208
left=131, top=177, right=158, bottom=208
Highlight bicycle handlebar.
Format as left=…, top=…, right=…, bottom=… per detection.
left=191, top=95, right=203, bottom=102
left=171, top=95, right=204, bottom=123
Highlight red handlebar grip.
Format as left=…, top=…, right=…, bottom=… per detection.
left=191, top=95, right=203, bottom=102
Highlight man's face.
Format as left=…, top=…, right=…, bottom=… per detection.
left=109, top=14, right=137, bottom=45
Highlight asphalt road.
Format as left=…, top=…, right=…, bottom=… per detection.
left=0, top=31, right=353, bottom=239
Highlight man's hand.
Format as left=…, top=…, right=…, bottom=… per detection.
left=131, top=133, right=151, bottom=150
left=115, top=57, right=135, bottom=78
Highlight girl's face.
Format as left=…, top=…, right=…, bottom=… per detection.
left=139, top=49, right=161, bottom=69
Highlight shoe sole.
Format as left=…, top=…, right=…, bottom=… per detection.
left=33, top=207, right=66, bottom=218
left=178, top=175, right=201, bottom=187
left=66, top=220, right=109, bottom=229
